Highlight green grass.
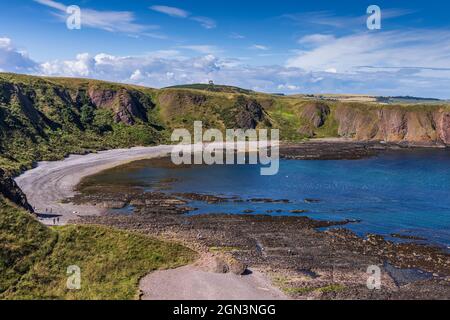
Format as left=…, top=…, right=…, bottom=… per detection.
left=209, top=246, right=239, bottom=253
left=0, top=197, right=196, bottom=300
left=317, top=284, right=346, bottom=293
left=271, top=274, right=347, bottom=296
left=0, top=197, right=56, bottom=294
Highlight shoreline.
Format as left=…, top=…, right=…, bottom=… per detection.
left=15, top=145, right=174, bottom=224
left=13, top=140, right=450, bottom=299
left=14, top=139, right=449, bottom=225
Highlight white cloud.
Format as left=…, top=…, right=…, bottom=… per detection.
left=230, top=33, right=245, bottom=39
left=34, top=0, right=157, bottom=34
left=150, top=5, right=190, bottom=18
left=283, top=9, right=416, bottom=29
left=150, top=4, right=216, bottom=29
left=278, top=84, right=300, bottom=90
left=130, top=69, right=143, bottom=81
left=0, top=37, right=38, bottom=73
left=288, top=30, right=450, bottom=74
left=179, top=45, right=220, bottom=54
left=298, top=34, right=336, bottom=45
left=251, top=45, right=269, bottom=51
left=41, top=53, right=93, bottom=76
left=190, top=16, right=216, bottom=29
left=3, top=32, right=450, bottom=99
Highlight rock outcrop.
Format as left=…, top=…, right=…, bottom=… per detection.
left=234, top=97, right=264, bottom=129
left=300, top=102, right=330, bottom=128
left=0, top=169, right=33, bottom=212
left=88, top=88, right=152, bottom=125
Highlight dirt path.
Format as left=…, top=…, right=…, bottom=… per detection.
left=140, top=253, right=289, bottom=300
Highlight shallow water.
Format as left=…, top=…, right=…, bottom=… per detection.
left=93, top=149, right=450, bottom=248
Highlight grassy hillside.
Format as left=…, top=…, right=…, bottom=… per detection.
left=0, top=196, right=195, bottom=300
left=165, top=83, right=255, bottom=95
left=0, top=73, right=165, bottom=174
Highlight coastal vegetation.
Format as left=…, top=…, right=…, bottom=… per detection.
left=0, top=196, right=195, bottom=299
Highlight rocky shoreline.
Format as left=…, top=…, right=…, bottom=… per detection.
left=280, top=139, right=447, bottom=160
left=69, top=150, right=450, bottom=300
left=14, top=141, right=450, bottom=299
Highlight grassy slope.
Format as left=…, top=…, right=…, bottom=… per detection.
left=0, top=196, right=195, bottom=300
left=0, top=73, right=164, bottom=175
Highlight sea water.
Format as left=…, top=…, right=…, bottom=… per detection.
left=97, top=149, right=450, bottom=248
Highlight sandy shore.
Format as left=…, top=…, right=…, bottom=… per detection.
left=15, top=145, right=174, bottom=225
left=14, top=143, right=290, bottom=300
left=14, top=141, right=273, bottom=225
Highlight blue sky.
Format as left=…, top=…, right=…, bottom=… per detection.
left=1, top=0, right=450, bottom=98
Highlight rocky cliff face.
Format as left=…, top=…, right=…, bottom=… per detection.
left=234, top=97, right=265, bottom=129
left=0, top=79, right=154, bottom=129
left=299, top=102, right=450, bottom=146
left=301, top=102, right=330, bottom=128
left=87, top=87, right=153, bottom=125
left=0, top=169, right=33, bottom=212
left=334, top=105, right=450, bottom=145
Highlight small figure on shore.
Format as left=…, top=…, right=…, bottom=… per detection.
left=52, top=218, right=56, bottom=225
left=57, top=217, right=60, bottom=223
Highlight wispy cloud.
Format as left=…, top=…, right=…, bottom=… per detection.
left=251, top=44, right=269, bottom=50
left=190, top=16, right=216, bottom=29
left=230, top=33, right=245, bottom=39
left=283, top=8, right=416, bottom=29
left=179, top=45, right=220, bottom=54
left=34, top=0, right=158, bottom=34
left=150, top=5, right=189, bottom=18
left=150, top=4, right=216, bottom=29
left=288, top=29, right=450, bottom=74
left=298, top=34, right=336, bottom=45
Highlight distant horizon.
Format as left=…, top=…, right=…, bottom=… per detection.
left=2, top=71, right=448, bottom=101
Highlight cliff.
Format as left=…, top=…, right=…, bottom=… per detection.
left=298, top=102, right=450, bottom=145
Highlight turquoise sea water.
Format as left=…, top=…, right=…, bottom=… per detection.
left=107, top=149, right=450, bottom=248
